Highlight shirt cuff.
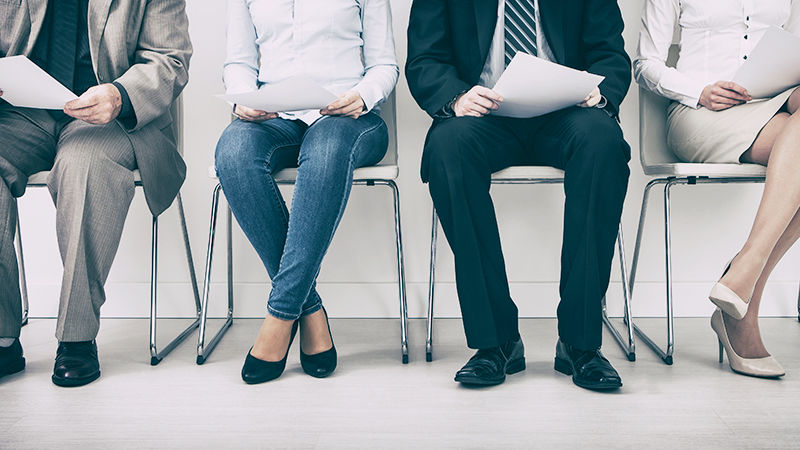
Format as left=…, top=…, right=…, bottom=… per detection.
left=113, top=81, right=137, bottom=129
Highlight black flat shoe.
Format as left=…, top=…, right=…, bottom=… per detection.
left=241, top=320, right=299, bottom=385
left=52, top=341, right=100, bottom=387
left=300, top=307, right=337, bottom=378
left=454, top=337, right=525, bottom=386
left=0, top=339, right=25, bottom=379
left=554, top=339, right=622, bottom=391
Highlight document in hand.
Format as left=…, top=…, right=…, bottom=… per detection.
left=218, top=76, right=338, bottom=113
left=492, top=53, right=604, bottom=118
left=733, top=27, right=800, bottom=99
left=0, top=56, right=78, bottom=109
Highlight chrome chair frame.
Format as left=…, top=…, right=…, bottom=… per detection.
left=629, top=86, right=800, bottom=364
left=197, top=94, right=409, bottom=364
left=425, top=168, right=635, bottom=363
left=14, top=101, right=202, bottom=366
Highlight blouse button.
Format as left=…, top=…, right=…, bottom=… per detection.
left=744, top=35, right=748, bottom=39
left=743, top=55, right=748, bottom=60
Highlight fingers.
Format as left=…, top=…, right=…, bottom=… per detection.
left=322, top=92, right=365, bottom=117
left=235, top=105, right=276, bottom=122
left=717, top=81, right=751, bottom=100
left=0, top=89, right=3, bottom=97
left=473, top=86, right=504, bottom=104
left=65, top=92, right=100, bottom=111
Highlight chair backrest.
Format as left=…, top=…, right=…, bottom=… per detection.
left=171, top=97, right=184, bottom=158
left=639, top=45, right=681, bottom=168
left=376, top=91, right=398, bottom=167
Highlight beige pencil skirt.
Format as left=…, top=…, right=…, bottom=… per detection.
left=666, top=87, right=797, bottom=163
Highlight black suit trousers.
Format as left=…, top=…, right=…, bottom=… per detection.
left=423, top=107, right=630, bottom=350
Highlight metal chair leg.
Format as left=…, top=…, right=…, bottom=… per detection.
left=630, top=178, right=675, bottom=365
left=196, top=184, right=234, bottom=365
left=15, top=213, right=29, bottom=327
left=178, top=193, right=202, bottom=316
left=797, top=283, right=800, bottom=322
left=149, top=202, right=202, bottom=366
left=601, top=224, right=636, bottom=361
left=426, top=207, right=438, bottom=362
left=387, top=180, right=409, bottom=364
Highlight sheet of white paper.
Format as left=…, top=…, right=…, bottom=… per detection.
left=492, top=53, right=604, bottom=119
left=0, top=55, right=78, bottom=109
left=733, top=27, right=800, bottom=99
left=218, top=76, right=338, bottom=112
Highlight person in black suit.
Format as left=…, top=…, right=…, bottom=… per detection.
left=406, top=0, right=632, bottom=391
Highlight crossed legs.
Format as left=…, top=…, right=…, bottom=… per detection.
left=721, top=88, right=800, bottom=357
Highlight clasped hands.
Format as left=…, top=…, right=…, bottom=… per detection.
left=234, top=90, right=365, bottom=122
left=449, top=85, right=604, bottom=118
left=0, top=84, right=123, bottom=125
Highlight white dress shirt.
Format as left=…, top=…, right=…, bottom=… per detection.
left=479, top=0, right=556, bottom=88
left=224, top=0, right=399, bottom=124
left=634, top=0, right=799, bottom=108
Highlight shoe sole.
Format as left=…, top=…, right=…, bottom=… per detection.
left=0, top=358, right=25, bottom=378
left=52, top=370, right=100, bottom=388
left=554, top=357, right=622, bottom=391
left=455, top=357, right=526, bottom=386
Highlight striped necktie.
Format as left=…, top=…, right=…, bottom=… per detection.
left=504, top=0, right=538, bottom=66
left=48, top=0, right=79, bottom=91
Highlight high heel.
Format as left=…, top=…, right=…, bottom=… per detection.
left=710, top=308, right=784, bottom=378
left=241, top=320, right=299, bottom=384
left=300, top=306, right=337, bottom=378
left=708, top=257, right=750, bottom=320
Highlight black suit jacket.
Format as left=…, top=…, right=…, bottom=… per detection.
left=405, top=0, right=632, bottom=118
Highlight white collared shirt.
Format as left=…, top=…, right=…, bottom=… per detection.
left=480, top=0, right=556, bottom=88
left=634, top=0, right=799, bottom=108
left=224, top=0, right=399, bottom=124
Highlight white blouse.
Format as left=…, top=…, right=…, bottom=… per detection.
left=224, top=0, right=399, bottom=124
left=634, top=0, right=800, bottom=108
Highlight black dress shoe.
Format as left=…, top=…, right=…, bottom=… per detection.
left=241, top=320, right=299, bottom=385
left=0, top=339, right=25, bottom=379
left=554, top=339, right=622, bottom=391
left=300, top=307, right=337, bottom=378
left=454, top=337, right=525, bottom=386
left=52, top=341, right=101, bottom=387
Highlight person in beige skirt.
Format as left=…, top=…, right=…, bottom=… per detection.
left=634, top=0, right=800, bottom=378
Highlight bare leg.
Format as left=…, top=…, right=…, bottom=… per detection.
left=300, top=308, right=333, bottom=355
left=251, top=315, right=295, bottom=361
left=721, top=105, right=800, bottom=301
left=724, top=206, right=800, bottom=357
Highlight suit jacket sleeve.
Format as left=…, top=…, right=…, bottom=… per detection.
left=114, top=0, right=193, bottom=131
left=580, top=0, right=632, bottom=116
left=405, top=0, right=471, bottom=117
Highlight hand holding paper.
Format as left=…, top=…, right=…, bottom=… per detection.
left=492, top=53, right=605, bottom=118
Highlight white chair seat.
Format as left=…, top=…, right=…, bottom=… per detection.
left=492, top=165, right=565, bottom=181
left=28, top=170, right=143, bottom=186
left=207, top=164, right=399, bottom=182
left=643, top=163, right=766, bottom=178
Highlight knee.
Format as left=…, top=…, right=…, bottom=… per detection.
left=566, top=113, right=630, bottom=175
left=214, top=120, right=261, bottom=179
left=423, top=118, right=484, bottom=181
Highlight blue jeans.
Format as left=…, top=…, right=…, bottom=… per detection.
left=215, top=113, right=388, bottom=320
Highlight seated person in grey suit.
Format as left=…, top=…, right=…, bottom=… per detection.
left=0, top=0, right=192, bottom=387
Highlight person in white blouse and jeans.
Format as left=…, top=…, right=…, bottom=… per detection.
left=635, top=0, right=800, bottom=378
left=215, top=0, right=399, bottom=384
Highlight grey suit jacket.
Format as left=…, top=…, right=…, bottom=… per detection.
left=0, top=0, right=193, bottom=216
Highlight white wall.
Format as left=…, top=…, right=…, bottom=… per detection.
left=18, top=0, right=800, bottom=321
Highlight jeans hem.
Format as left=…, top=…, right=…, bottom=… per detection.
left=300, top=301, right=323, bottom=318
left=267, top=304, right=301, bottom=321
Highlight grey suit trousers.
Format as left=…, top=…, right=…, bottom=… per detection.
left=0, top=102, right=136, bottom=342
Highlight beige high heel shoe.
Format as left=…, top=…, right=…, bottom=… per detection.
left=710, top=308, right=785, bottom=378
left=708, top=258, right=750, bottom=320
